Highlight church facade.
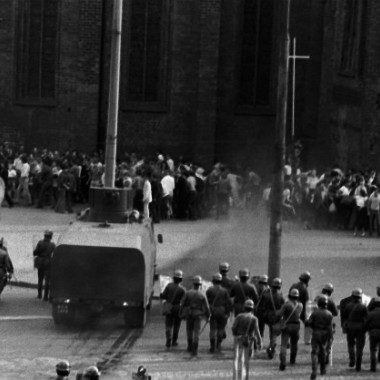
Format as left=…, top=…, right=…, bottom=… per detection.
left=0, top=0, right=379, bottom=174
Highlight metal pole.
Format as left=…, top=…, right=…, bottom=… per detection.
left=267, top=0, right=291, bottom=281
left=292, top=38, right=296, bottom=139
left=104, top=0, right=123, bottom=188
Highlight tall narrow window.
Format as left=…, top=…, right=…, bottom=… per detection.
left=340, top=0, right=365, bottom=76
left=125, top=0, right=168, bottom=107
left=16, top=0, right=59, bottom=102
left=238, top=0, right=274, bottom=109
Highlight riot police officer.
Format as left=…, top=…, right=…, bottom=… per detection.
left=290, top=271, right=312, bottom=344
left=33, top=230, right=56, bottom=300
left=255, top=274, right=270, bottom=339
left=261, top=277, right=285, bottom=359
left=219, top=262, right=234, bottom=292
left=307, top=295, right=333, bottom=380
left=55, top=360, right=71, bottom=380
left=206, top=273, right=232, bottom=353
left=180, top=275, right=210, bottom=356
left=83, top=366, right=101, bottom=379
left=364, top=297, right=380, bottom=372
left=230, top=269, right=258, bottom=316
left=341, top=288, right=368, bottom=371
left=277, top=288, right=303, bottom=371
left=160, top=269, right=186, bottom=348
left=0, top=238, right=14, bottom=297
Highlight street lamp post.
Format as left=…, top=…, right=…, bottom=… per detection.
left=267, top=0, right=291, bottom=281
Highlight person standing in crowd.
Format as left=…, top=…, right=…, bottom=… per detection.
left=0, top=238, right=14, bottom=297
left=367, top=186, right=380, bottom=236
left=16, top=155, right=32, bottom=206
left=341, top=288, right=368, bottom=371
left=160, top=169, right=175, bottom=220
left=206, top=273, right=232, bottom=353
left=37, top=158, right=54, bottom=209
left=0, top=159, right=13, bottom=207
left=33, top=230, right=55, bottom=301
left=215, top=167, right=231, bottom=220
left=186, top=170, right=197, bottom=220
left=290, top=271, right=312, bottom=344
left=230, top=268, right=258, bottom=317
left=55, top=164, right=76, bottom=214
left=365, top=297, right=380, bottom=372
left=261, top=277, right=285, bottom=359
left=232, top=299, right=262, bottom=380
left=219, top=262, right=234, bottom=293
left=174, top=167, right=189, bottom=220
left=160, top=269, right=186, bottom=348
left=307, top=295, right=333, bottom=380
left=277, top=288, right=303, bottom=371
left=142, top=169, right=152, bottom=219
left=368, top=285, right=380, bottom=311
left=180, top=275, right=210, bottom=356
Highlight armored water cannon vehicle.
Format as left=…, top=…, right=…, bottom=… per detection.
left=50, top=188, right=162, bottom=328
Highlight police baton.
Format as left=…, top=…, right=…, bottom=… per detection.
left=199, top=318, right=210, bottom=336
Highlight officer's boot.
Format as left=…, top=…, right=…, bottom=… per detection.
left=290, top=349, right=297, bottom=365
left=279, top=353, right=286, bottom=371
left=216, top=336, right=223, bottom=353
left=310, top=352, right=318, bottom=379
left=192, top=342, right=198, bottom=356
left=165, top=330, right=172, bottom=348
left=355, top=355, right=362, bottom=372
left=172, top=328, right=179, bottom=347
left=348, top=346, right=355, bottom=367
left=187, top=339, right=193, bottom=353
left=209, top=339, right=215, bottom=353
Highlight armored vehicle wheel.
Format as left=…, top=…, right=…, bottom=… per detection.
left=123, top=307, right=146, bottom=328
left=52, top=303, right=75, bottom=326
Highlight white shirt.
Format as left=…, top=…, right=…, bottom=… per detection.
left=143, top=179, right=152, bottom=203
left=368, top=193, right=380, bottom=211
left=20, top=162, right=30, bottom=178
left=161, top=174, right=175, bottom=197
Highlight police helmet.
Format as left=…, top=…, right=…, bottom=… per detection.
left=239, top=268, right=250, bottom=278
left=317, top=294, right=328, bottom=308
left=352, top=288, right=363, bottom=298
left=56, top=360, right=70, bottom=375
left=173, top=269, right=183, bottom=279
left=299, top=271, right=311, bottom=282
left=272, top=277, right=282, bottom=288
left=219, top=262, right=230, bottom=272
left=137, top=365, right=147, bottom=375
left=44, top=230, right=53, bottom=237
left=289, top=288, right=299, bottom=299
left=83, top=366, right=101, bottom=379
left=193, top=275, right=202, bottom=285
left=212, top=273, right=222, bottom=283
left=244, top=299, right=254, bottom=310
left=259, top=274, right=269, bottom=285
left=322, top=283, right=334, bottom=294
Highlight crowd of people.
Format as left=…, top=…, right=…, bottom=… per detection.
left=0, top=143, right=261, bottom=221
left=160, top=265, right=380, bottom=380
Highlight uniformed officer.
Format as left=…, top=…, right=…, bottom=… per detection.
left=341, top=288, right=368, bottom=371
left=55, top=360, right=71, bottom=380
left=0, top=238, right=14, bottom=297
left=180, top=275, right=211, bottom=356
left=255, top=274, right=270, bottom=339
left=230, top=269, right=258, bottom=317
left=232, top=299, right=262, bottom=380
left=206, top=273, right=232, bottom=353
left=364, top=297, right=380, bottom=372
left=83, top=365, right=101, bottom=379
left=307, top=295, right=333, bottom=380
left=290, top=271, right=312, bottom=344
left=368, top=285, right=380, bottom=311
left=33, top=230, right=56, bottom=300
left=160, top=269, right=186, bottom=348
left=314, top=283, right=338, bottom=365
left=277, top=288, right=303, bottom=371
left=261, top=277, right=285, bottom=359
left=219, top=262, right=234, bottom=292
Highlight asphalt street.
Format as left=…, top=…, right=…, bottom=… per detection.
left=0, top=205, right=379, bottom=379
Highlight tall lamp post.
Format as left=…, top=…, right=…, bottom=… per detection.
left=267, top=0, right=291, bottom=281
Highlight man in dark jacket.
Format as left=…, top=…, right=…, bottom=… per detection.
left=307, top=295, right=333, bottom=379
left=341, top=288, right=368, bottom=371
left=33, top=230, right=56, bottom=300
left=0, top=238, right=14, bottom=296
left=364, top=297, right=380, bottom=372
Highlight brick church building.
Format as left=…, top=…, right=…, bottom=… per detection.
left=0, top=0, right=379, bottom=175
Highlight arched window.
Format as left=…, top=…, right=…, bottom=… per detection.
left=237, top=0, right=274, bottom=111
left=16, top=0, right=59, bottom=104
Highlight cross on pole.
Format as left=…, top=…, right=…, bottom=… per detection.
left=288, top=37, right=310, bottom=138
